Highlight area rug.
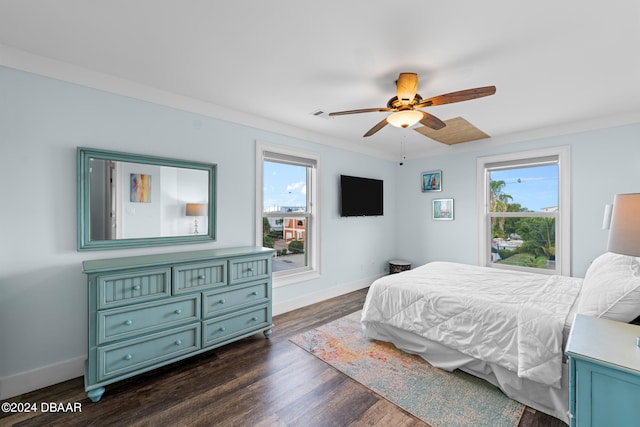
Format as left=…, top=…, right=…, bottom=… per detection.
left=289, top=311, right=524, bottom=427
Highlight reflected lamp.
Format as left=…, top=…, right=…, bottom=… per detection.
left=186, top=203, right=206, bottom=235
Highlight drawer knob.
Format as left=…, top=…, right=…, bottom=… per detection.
left=198, top=275, right=206, bottom=280
left=174, top=340, right=182, bottom=346
left=124, top=320, right=133, bottom=326
left=133, top=285, right=141, bottom=291
left=251, top=317, right=258, bottom=322
left=124, top=354, right=133, bottom=360
left=219, top=327, right=226, bottom=332
left=251, top=291, right=258, bottom=296
left=174, top=309, right=182, bottom=314
left=247, top=267, right=254, bottom=272
left=219, top=299, right=226, bottom=304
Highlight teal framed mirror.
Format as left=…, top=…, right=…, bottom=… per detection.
left=77, top=147, right=216, bottom=250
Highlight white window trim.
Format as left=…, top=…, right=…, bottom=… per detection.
left=256, top=140, right=320, bottom=287
left=476, top=146, right=571, bottom=276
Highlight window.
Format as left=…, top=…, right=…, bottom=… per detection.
left=477, top=147, right=570, bottom=275
left=256, top=141, right=320, bottom=286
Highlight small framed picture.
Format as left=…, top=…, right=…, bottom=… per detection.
left=433, top=198, right=454, bottom=220
left=130, top=173, right=152, bottom=203
left=422, top=170, right=442, bottom=192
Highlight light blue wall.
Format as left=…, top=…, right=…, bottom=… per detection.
left=394, top=124, right=640, bottom=276
left=1, top=64, right=639, bottom=397
left=0, top=66, right=397, bottom=392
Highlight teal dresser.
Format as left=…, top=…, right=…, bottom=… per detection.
left=565, top=314, right=640, bottom=426
left=83, top=246, right=274, bottom=402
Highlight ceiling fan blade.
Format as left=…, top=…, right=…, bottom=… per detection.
left=363, top=118, right=389, bottom=137
left=396, top=72, right=418, bottom=104
left=419, top=111, right=446, bottom=130
left=329, top=107, right=391, bottom=116
left=416, top=85, right=496, bottom=108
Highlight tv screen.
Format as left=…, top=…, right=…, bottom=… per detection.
left=340, top=175, right=383, bottom=217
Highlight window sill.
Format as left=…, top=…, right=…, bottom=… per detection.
left=489, top=262, right=559, bottom=276
left=273, top=269, right=320, bottom=288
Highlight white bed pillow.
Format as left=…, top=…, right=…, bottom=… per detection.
left=577, top=252, right=640, bottom=322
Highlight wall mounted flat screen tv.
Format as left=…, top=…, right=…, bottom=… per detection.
left=340, top=175, right=383, bottom=217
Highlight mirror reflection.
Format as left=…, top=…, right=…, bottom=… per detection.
left=78, top=147, right=216, bottom=250
left=89, top=159, right=209, bottom=240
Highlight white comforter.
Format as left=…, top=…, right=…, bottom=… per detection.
left=361, top=262, right=582, bottom=388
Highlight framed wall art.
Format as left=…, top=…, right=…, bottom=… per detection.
left=433, top=198, right=454, bottom=220
left=130, top=173, right=152, bottom=203
left=422, top=170, right=442, bottom=192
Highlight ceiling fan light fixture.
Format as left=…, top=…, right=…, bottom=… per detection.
left=387, top=110, right=423, bottom=128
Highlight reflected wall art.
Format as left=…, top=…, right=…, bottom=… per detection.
left=130, top=173, right=151, bottom=203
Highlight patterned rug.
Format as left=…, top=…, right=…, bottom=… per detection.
left=289, top=311, right=524, bottom=427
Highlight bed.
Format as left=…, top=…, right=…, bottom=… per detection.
left=361, top=252, right=640, bottom=423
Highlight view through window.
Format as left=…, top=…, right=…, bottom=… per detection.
left=487, top=162, right=560, bottom=272
left=262, top=157, right=312, bottom=273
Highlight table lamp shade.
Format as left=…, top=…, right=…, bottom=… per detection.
left=607, top=193, right=640, bottom=257
left=186, top=203, right=206, bottom=217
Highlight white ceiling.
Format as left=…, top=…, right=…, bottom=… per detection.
left=2, top=0, right=640, bottom=160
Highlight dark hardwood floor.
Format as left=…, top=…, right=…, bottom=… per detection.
left=1, top=288, right=565, bottom=426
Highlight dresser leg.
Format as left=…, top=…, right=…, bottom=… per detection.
left=87, top=387, right=105, bottom=402
left=263, top=328, right=272, bottom=339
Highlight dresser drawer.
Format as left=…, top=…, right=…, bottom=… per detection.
left=97, top=324, right=201, bottom=381
left=173, top=260, right=226, bottom=294
left=98, top=268, right=171, bottom=309
left=203, top=281, right=269, bottom=318
left=203, top=306, right=270, bottom=347
left=228, top=256, right=270, bottom=285
left=98, top=295, right=201, bottom=345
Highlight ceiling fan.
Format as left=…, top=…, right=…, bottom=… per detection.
left=329, top=73, right=496, bottom=137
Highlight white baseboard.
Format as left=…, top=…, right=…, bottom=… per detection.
left=0, top=356, right=85, bottom=400
left=272, top=275, right=380, bottom=316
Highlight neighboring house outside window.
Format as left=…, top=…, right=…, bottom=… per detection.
left=477, top=147, right=571, bottom=276
left=256, top=141, right=320, bottom=287
left=283, top=218, right=306, bottom=244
